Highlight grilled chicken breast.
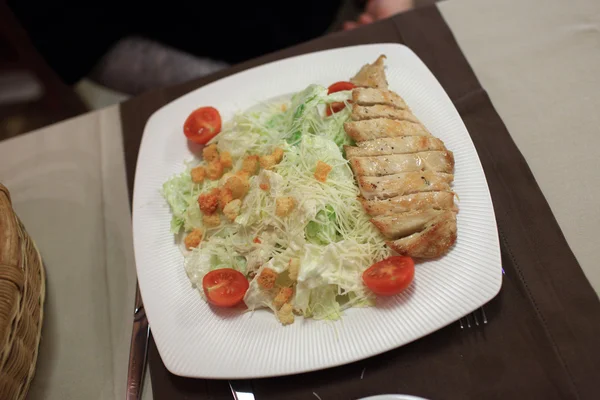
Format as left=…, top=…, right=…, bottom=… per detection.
left=344, top=119, right=431, bottom=142
left=359, top=191, right=456, bottom=216
left=351, top=105, right=419, bottom=123
left=386, top=211, right=457, bottom=258
left=349, top=151, right=454, bottom=176
left=352, top=87, right=408, bottom=110
left=344, top=137, right=447, bottom=158
left=344, top=56, right=458, bottom=258
left=371, top=208, right=447, bottom=239
left=350, top=55, right=388, bottom=89
left=358, top=172, right=454, bottom=200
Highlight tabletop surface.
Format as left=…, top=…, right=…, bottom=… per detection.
left=1, top=0, right=599, bottom=399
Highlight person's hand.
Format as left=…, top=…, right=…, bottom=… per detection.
left=343, top=0, right=414, bottom=30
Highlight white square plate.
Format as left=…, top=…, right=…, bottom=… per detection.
left=132, top=43, right=502, bottom=379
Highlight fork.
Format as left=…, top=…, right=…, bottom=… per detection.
left=459, top=306, right=488, bottom=329
left=460, top=267, right=504, bottom=329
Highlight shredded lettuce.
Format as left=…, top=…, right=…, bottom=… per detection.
left=165, top=83, right=391, bottom=323
left=161, top=168, right=218, bottom=233
left=306, top=205, right=341, bottom=245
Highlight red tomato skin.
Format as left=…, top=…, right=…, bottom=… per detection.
left=183, top=106, right=222, bottom=145
left=202, top=268, right=249, bottom=307
left=362, top=256, right=415, bottom=296
left=326, top=102, right=348, bottom=116
left=327, top=81, right=356, bottom=94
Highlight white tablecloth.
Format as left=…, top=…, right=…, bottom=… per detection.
left=439, top=0, right=600, bottom=295
left=0, top=107, right=150, bottom=399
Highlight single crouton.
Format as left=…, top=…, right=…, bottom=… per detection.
left=225, top=175, right=249, bottom=199
left=314, top=160, right=333, bottom=183
left=288, top=258, right=300, bottom=281
left=275, top=197, right=295, bottom=217
left=220, top=151, right=232, bottom=169
left=206, top=160, right=224, bottom=180
left=203, top=213, right=221, bottom=227
left=198, top=188, right=220, bottom=215
left=272, top=147, right=284, bottom=163
left=257, top=268, right=278, bottom=289
left=202, top=144, right=219, bottom=162
left=273, top=287, right=294, bottom=309
left=236, top=170, right=251, bottom=180
left=219, top=187, right=233, bottom=210
left=184, top=229, right=202, bottom=249
left=241, top=155, right=259, bottom=175
left=223, top=199, right=242, bottom=222
left=191, top=166, right=206, bottom=183
left=276, top=303, right=294, bottom=325
left=259, top=154, right=277, bottom=170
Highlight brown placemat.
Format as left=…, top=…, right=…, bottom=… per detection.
left=120, top=6, right=600, bottom=400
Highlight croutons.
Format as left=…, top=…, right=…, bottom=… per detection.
left=259, top=154, right=277, bottom=171
left=225, top=175, right=249, bottom=199
left=275, top=197, right=295, bottom=217
left=236, top=170, right=251, bottom=180
left=220, top=151, right=232, bottom=169
left=190, top=166, right=206, bottom=183
left=288, top=258, right=300, bottom=281
left=260, top=148, right=284, bottom=171
left=272, top=147, right=284, bottom=163
left=206, top=160, right=224, bottom=180
left=219, top=187, right=233, bottom=210
left=257, top=268, right=278, bottom=289
left=198, top=188, right=220, bottom=215
left=203, top=213, right=221, bottom=227
left=223, top=199, right=242, bottom=222
left=314, top=160, right=333, bottom=183
left=184, top=229, right=202, bottom=249
left=202, top=144, right=219, bottom=162
left=241, top=155, right=259, bottom=175
left=276, top=303, right=294, bottom=325
left=273, top=287, right=294, bottom=309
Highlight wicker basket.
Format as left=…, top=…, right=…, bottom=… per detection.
left=0, top=184, right=45, bottom=400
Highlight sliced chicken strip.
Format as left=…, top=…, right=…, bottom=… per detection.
left=360, top=191, right=457, bottom=216
left=358, top=171, right=454, bottom=200
left=386, top=211, right=457, bottom=258
left=350, top=151, right=454, bottom=176
left=371, top=208, right=447, bottom=239
left=344, top=137, right=447, bottom=158
left=352, top=87, right=408, bottom=110
left=350, top=55, right=388, bottom=89
left=351, top=105, right=419, bottom=123
left=344, top=119, right=431, bottom=142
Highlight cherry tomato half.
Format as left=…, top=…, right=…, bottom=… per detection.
left=183, top=106, right=222, bottom=145
left=202, top=268, right=249, bottom=307
left=327, top=81, right=356, bottom=94
left=362, top=256, right=415, bottom=296
left=325, top=102, right=348, bottom=116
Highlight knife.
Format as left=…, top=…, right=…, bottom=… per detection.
left=229, top=380, right=256, bottom=400
left=127, top=282, right=150, bottom=400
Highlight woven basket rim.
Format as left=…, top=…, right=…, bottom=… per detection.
left=0, top=183, right=46, bottom=400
